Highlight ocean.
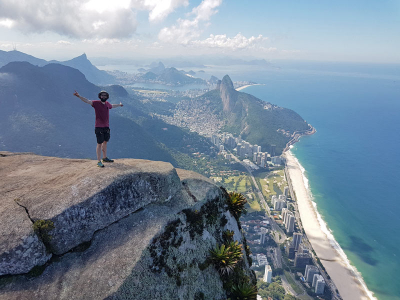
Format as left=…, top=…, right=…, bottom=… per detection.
left=239, top=61, right=400, bottom=300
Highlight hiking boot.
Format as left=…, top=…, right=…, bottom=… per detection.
left=97, top=161, right=105, bottom=168
left=102, top=157, right=114, bottom=163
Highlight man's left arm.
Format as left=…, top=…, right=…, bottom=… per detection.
left=111, top=102, right=123, bottom=108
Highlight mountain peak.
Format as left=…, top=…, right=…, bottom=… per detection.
left=219, top=74, right=237, bottom=112
left=76, top=53, right=88, bottom=60
left=221, top=75, right=234, bottom=90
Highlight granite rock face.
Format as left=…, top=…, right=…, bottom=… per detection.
left=0, top=152, right=254, bottom=300
left=0, top=201, right=51, bottom=276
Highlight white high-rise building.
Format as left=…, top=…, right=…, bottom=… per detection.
left=263, top=264, right=272, bottom=283
left=253, top=145, right=259, bottom=154
left=211, top=135, right=219, bottom=145
left=285, top=213, right=295, bottom=233
left=244, top=142, right=251, bottom=155
left=305, top=265, right=319, bottom=283
left=257, top=145, right=262, bottom=153
left=284, top=210, right=291, bottom=225
left=312, top=274, right=325, bottom=295
left=271, top=156, right=282, bottom=165
left=298, top=244, right=309, bottom=254
left=257, top=154, right=262, bottom=165
left=284, top=186, right=289, bottom=197
left=273, top=200, right=286, bottom=211
left=282, top=208, right=289, bottom=223
left=219, top=145, right=224, bottom=151
left=260, top=157, right=265, bottom=168
left=253, top=152, right=257, bottom=162
left=260, top=227, right=267, bottom=244
left=271, top=195, right=277, bottom=206
left=292, top=233, right=302, bottom=250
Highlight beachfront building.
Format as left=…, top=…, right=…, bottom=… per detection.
left=305, top=265, right=319, bottom=283
left=282, top=208, right=289, bottom=222
left=285, top=213, right=295, bottom=233
left=284, top=186, right=289, bottom=197
left=263, top=264, right=273, bottom=283
left=298, top=244, right=309, bottom=254
left=312, top=274, right=326, bottom=294
left=273, top=199, right=286, bottom=211
left=286, top=242, right=295, bottom=259
left=292, top=233, right=302, bottom=250
left=294, top=252, right=312, bottom=268
left=271, top=156, right=282, bottom=165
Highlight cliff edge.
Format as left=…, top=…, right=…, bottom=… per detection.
left=0, top=152, right=254, bottom=300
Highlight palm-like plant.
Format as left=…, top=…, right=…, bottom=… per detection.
left=227, top=192, right=247, bottom=219
left=223, top=230, right=235, bottom=243
left=231, top=282, right=258, bottom=300
left=209, top=241, right=243, bottom=275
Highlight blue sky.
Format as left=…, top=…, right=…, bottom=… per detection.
left=0, top=0, right=399, bottom=63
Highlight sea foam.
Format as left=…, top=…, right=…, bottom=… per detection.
left=289, top=149, right=377, bottom=300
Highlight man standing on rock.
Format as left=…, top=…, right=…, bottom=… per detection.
left=73, top=90, right=123, bottom=167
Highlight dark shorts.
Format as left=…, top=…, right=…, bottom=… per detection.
left=95, top=127, right=110, bottom=144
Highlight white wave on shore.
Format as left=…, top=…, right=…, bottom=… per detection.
left=289, top=149, right=377, bottom=300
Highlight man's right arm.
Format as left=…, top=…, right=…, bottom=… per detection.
left=73, top=91, right=93, bottom=106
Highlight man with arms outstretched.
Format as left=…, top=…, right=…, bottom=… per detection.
left=73, top=90, right=123, bottom=167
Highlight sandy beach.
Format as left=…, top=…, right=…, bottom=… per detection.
left=283, top=151, right=374, bottom=300
left=235, top=84, right=263, bottom=91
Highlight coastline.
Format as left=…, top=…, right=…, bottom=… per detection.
left=283, top=150, right=376, bottom=300
left=235, top=83, right=263, bottom=91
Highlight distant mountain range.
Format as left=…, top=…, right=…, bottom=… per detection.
left=137, top=62, right=206, bottom=86
left=90, top=56, right=273, bottom=68
left=0, top=50, right=115, bottom=85
left=0, top=61, right=214, bottom=165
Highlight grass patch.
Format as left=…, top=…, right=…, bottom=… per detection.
left=221, top=175, right=251, bottom=193
left=247, top=194, right=261, bottom=212
left=284, top=270, right=303, bottom=294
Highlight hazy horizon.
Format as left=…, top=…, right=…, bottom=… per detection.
left=0, top=0, right=399, bottom=64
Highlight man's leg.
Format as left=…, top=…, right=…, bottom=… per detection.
left=102, top=129, right=114, bottom=163
left=96, top=143, right=102, bottom=161
left=95, top=128, right=105, bottom=167
left=102, top=141, right=107, bottom=159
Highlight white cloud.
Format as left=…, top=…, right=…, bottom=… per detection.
left=159, top=19, right=200, bottom=44
left=56, top=40, right=73, bottom=45
left=190, top=0, right=222, bottom=21
left=0, top=18, right=15, bottom=28
left=82, top=38, right=121, bottom=45
left=191, top=33, right=266, bottom=50
left=0, top=0, right=137, bottom=38
left=0, top=0, right=189, bottom=39
left=83, top=0, right=131, bottom=14
left=144, top=0, right=189, bottom=22
left=158, top=0, right=222, bottom=44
